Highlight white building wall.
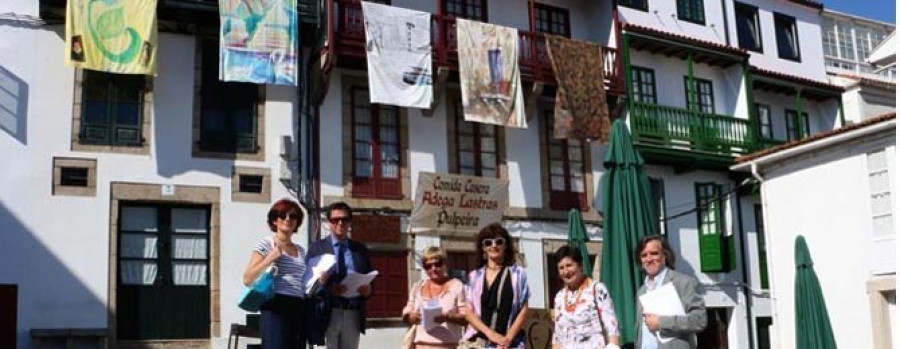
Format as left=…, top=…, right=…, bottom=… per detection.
left=752, top=90, right=842, bottom=140
left=618, top=0, right=728, bottom=45
left=730, top=0, right=827, bottom=82
left=0, top=0, right=38, bottom=17
left=757, top=131, right=895, bottom=349
left=0, top=25, right=300, bottom=347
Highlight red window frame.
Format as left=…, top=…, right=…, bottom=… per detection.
left=351, top=87, right=402, bottom=199
left=545, top=112, right=588, bottom=211
left=453, top=100, right=499, bottom=177
left=366, top=251, right=408, bottom=318
left=443, top=0, right=488, bottom=21
left=534, top=3, right=571, bottom=37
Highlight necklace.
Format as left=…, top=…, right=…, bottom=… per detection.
left=486, top=264, right=503, bottom=271
left=563, top=278, right=589, bottom=313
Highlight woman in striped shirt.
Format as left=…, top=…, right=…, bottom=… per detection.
left=242, top=199, right=309, bottom=348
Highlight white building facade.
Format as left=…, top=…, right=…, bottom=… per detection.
left=732, top=113, right=896, bottom=349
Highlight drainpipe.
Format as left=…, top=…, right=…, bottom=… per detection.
left=838, top=98, right=847, bottom=127
left=794, top=88, right=802, bottom=139
left=733, top=179, right=755, bottom=349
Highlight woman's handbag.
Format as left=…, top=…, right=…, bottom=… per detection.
left=402, top=324, right=418, bottom=349
left=237, top=265, right=277, bottom=312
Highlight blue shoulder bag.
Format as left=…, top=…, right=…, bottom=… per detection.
left=238, top=265, right=277, bottom=312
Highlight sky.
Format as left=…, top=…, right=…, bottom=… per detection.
left=824, top=1, right=896, bottom=25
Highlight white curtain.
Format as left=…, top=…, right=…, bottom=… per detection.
left=173, top=262, right=207, bottom=286
left=173, top=236, right=207, bottom=259
left=121, top=261, right=157, bottom=285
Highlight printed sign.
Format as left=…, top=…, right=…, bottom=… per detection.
left=410, top=172, right=508, bottom=234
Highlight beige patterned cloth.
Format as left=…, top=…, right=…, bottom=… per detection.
left=546, top=35, right=611, bottom=142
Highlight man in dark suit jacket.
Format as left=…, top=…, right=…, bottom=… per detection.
left=307, top=202, right=373, bottom=349
left=635, top=235, right=707, bottom=349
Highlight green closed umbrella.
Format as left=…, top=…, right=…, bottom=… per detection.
left=600, top=119, right=659, bottom=346
left=567, top=209, right=592, bottom=276
left=794, top=235, right=837, bottom=349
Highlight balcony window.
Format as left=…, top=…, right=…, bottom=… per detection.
left=454, top=100, right=498, bottom=177
left=535, top=3, right=570, bottom=37
left=784, top=109, right=810, bottom=141
left=617, top=0, right=648, bottom=11
left=198, top=40, right=259, bottom=154
left=676, top=0, right=705, bottom=25
left=649, top=178, right=667, bottom=235
left=756, top=104, right=773, bottom=140
left=684, top=77, right=714, bottom=114
left=735, top=2, right=762, bottom=52
left=774, top=13, right=801, bottom=62
left=352, top=87, right=402, bottom=198
left=631, top=66, right=657, bottom=104
left=545, top=113, right=587, bottom=211
left=443, top=0, right=486, bottom=21
left=80, top=71, right=145, bottom=146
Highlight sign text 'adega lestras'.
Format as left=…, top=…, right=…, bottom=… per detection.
left=410, top=172, right=508, bottom=234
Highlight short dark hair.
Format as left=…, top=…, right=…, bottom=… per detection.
left=267, top=199, right=304, bottom=232
left=475, top=223, right=517, bottom=268
left=326, top=201, right=353, bottom=220
left=634, top=235, right=675, bottom=268
left=554, top=245, right=583, bottom=267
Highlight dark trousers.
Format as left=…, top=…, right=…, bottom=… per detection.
left=260, top=294, right=307, bottom=349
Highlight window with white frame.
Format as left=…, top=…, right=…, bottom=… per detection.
left=867, top=149, right=893, bottom=238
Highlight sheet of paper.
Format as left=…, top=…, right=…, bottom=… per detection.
left=339, top=270, right=379, bottom=297
left=300, top=254, right=336, bottom=294
left=420, top=299, right=443, bottom=331
left=638, top=283, right=685, bottom=344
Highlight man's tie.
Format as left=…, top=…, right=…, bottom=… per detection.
left=336, top=243, right=348, bottom=283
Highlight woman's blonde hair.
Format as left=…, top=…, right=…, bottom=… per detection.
left=421, top=246, right=445, bottom=265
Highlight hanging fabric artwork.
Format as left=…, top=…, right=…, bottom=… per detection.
left=456, top=19, right=527, bottom=129
left=65, top=0, right=158, bottom=75
left=362, top=1, right=433, bottom=109
left=546, top=35, right=611, bottom=142
left=219, top=0, right=298, bottom=85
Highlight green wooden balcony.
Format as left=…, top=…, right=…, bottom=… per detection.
left=629, top=102, right=758, bottom=161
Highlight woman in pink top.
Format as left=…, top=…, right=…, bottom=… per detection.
left=402, top=246, right=468, bottom=348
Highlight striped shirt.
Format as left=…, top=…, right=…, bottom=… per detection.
left=255, top=236, right=307, bottom=297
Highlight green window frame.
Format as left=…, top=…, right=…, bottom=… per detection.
left=754, top=204, right=769, bottom=289
left=696, top=182, right=730, bottom=272
left=198, top=40, right=259, bottom=153
left=784, top=109, right=810, bottom=141
left=80, top=71, right=145, bottom=146
left=649, top=178, right=667, bottom=235
left=677, top=0, right=705, bottom=25
left=756, top=104, right=773, bottom=139
left=684, top=77, right=715, bottom=114
left=631, top=66, right=657, bottom=104
left=774, top=13, right=801, bottom=62
left=617, top=0, right=648, bottom=11
left=735, top=2, right=763, bottom=52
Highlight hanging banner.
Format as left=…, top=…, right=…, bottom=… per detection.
left=410, top=172, right=508, bottom=234
left=362, top=2, right=433, bottom=109
left=456, top=19, right=527, bottom=129
left=219, top=0, right=298, bottom=85
left=546, top=35, right=611, bottom=142
left=65, top=0, right=158, bottom=75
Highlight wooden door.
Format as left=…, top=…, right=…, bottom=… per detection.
left=116, top=204, right=210, bottom=340
left=367, top=251, right=408, bottom=318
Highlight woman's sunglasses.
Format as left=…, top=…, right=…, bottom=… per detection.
left=280, top=213, right=300, bottom=221
left=481, top=237, right=506, bottom=248
left=423, top=260, right=444, bottom=270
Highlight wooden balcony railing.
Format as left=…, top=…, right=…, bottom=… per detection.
left=630, top=102, right=757, bottom=156
left=333, top=0, right=623, bottom=94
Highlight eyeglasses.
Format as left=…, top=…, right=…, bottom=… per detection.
left=329, top=217, right=352, bottom=225
left=280, top=213, right=300, bottom=221
left=423, top=261, right=444, bottom=270
left=481, top=237, right=506, bottom=248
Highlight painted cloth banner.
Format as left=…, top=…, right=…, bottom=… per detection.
left=546, top=35, right=610, bottom=142
left=456, top=19, right=527, bottom=129
left=410, top=172, right=508, bottom=234
left=65, top=0, right=158, bottom=75
left=219, top=0, right=298, bottom=85
left=362, top=2, right=432, bottom=109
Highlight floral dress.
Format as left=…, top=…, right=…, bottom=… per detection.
left=552, top=279, right=619, bottom=348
